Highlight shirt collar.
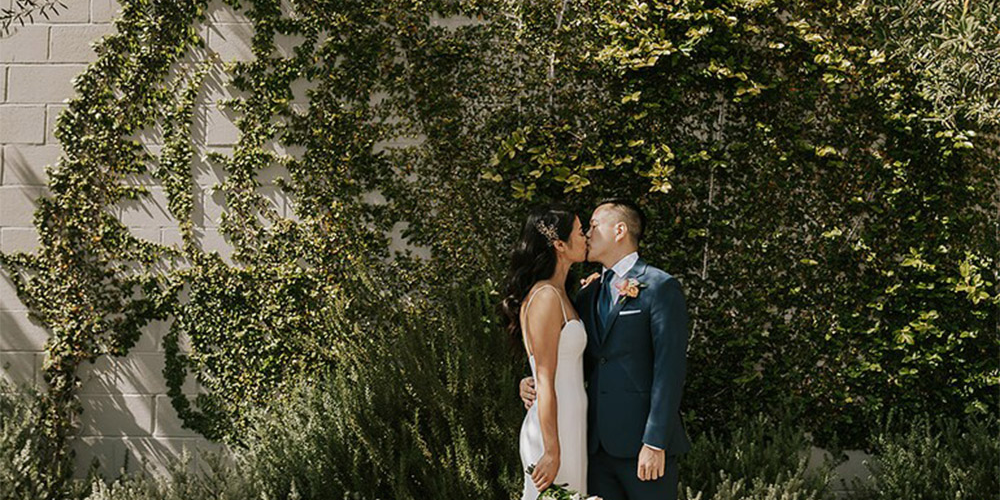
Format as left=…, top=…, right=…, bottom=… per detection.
left=601, top=251, right=639, bottom=281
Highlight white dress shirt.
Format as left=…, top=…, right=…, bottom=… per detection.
left=600, top=251, right=664, bottom=452
left=600, top=251, right=639, bottom=311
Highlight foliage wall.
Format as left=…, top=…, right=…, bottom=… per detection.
left=0, top=0, right=995, bottom=483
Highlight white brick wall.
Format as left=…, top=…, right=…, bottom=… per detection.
left=0, top=0, right=259, bottom=478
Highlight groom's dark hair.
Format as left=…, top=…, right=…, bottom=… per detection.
left=596, top=197, right=646, bottom=245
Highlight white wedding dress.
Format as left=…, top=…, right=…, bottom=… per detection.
left=519, top=284, right=588, bottom=500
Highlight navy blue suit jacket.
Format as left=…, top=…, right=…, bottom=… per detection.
left=572, top=258, right=692, bottom=458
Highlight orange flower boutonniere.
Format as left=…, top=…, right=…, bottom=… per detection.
left=614, top=278, right=647, bottom=304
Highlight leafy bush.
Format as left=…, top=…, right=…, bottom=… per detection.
left=847, top=411, right=999, bottom=500
left=74, top=408, right=840, bottom=500
left=685, top=467, right=827, bottom=500
left=225, top=281, right=522, bottom=499
left=679, top=411, right=834, bottom=500
left=77, top=280, right=522, bottom=500
left=80, top=449, right=252, bottom=500
left=0, top=381, right=74, bottom=500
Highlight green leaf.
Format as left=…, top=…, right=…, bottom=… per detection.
left=621, top=90, right=642, bottom=103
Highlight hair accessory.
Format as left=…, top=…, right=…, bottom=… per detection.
left=534, top=219, right=560, bottom=246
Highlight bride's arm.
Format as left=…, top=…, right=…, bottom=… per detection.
left=524, top=288, right=563, bottom=490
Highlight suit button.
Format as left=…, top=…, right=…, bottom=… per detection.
left=600, top=357, right=607, bottom=365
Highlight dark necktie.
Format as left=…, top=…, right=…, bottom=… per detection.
left=597, top=268, right=616, bottom=329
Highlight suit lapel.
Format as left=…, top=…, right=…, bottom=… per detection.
left=580, top=279, right=601, bottom=348
left=599, top=258, right=648, bottom=343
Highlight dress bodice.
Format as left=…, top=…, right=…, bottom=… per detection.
left=528, top=318, right=587, bottom=370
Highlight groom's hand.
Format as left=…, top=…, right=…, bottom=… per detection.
left=637, top=444, right=666, bottom=481
left=519, top=376, right=536, bottom=409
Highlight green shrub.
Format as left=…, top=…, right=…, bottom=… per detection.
left=77, top=406, right=838, bottom=500
left=76, top=281, right=522, bottom=500
left=225, top=281, right=521, bottom=499
left=847, top=411, right=999, bottom=500
left=679, top=411, right=834, bottom=500
left=0, top=381, right=72, bottom=500
left=66, top=403, right=1000, bottom=500
left=685, top=466, right=827, bottom=500
left=80, top=449, right=253, bottom=500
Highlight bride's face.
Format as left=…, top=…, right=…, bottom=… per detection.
left=558, top=216, right=588, bottom=264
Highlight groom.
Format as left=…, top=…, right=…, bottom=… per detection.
left=519, top=198, right=692, bottom=500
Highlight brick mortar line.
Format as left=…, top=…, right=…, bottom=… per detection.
left=72, top=436, right=213, bottom=441
left=55, top=391, right=198, bottom=397
left=2, top=63, right=89, bottom=67
left=75, top=392, right=197, bottom=397
left=43, top=105, right=50, bottom=145
left=76, top=433, right=158, bottom=438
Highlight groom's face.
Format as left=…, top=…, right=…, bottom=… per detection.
left=584, top=215, right=595, bottom=263
left=586, top=205, right=616, bottom=264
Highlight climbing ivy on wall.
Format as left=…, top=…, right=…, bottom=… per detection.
left=0, top=0, right=217, bottom=465
left=482, top=0, right=999, bottom=444
left=0, top=0, right=996, bottom=476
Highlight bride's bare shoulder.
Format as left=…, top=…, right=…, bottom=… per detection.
left=523, top=281, right=560, bottom=301
left=522, top=285, right=563, bottom=321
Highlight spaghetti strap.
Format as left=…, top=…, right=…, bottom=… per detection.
left=525, top=284, right=568, bottom=323
left=521, top=284, right=569, bottom=357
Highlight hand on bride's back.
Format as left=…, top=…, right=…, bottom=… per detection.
left=519, top=376, right=536, bottom=409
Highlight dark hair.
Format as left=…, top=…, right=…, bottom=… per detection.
left=498, top=203, right=577, bottom=356
left=596, top=197, right=646, bottom=244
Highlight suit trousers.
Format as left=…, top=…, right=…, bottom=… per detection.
left=588, top=441, right=679, bottom=500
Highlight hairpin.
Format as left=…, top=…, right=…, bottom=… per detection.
left=534, top=219, right=559, bottom=246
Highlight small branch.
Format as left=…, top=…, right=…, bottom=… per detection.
left=692, top=95, right=726, bottom=341
left=1, top=0, right=68, bottom=38
left=547, top=0, right=569, bottom=110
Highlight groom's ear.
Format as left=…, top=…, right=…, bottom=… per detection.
left=613, top=221, right=629, bottom=242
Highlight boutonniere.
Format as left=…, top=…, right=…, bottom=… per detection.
left=614, top=278, right=647, bottom=304
left=580, top=272, right=601, bottom=288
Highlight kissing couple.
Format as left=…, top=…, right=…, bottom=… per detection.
left=499, top=198, right=692, bottom=500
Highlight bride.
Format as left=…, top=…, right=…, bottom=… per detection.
left=500, top=204, right=591, bottom=499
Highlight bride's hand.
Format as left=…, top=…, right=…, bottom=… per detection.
left=531, top=452, right=560, bottom=491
